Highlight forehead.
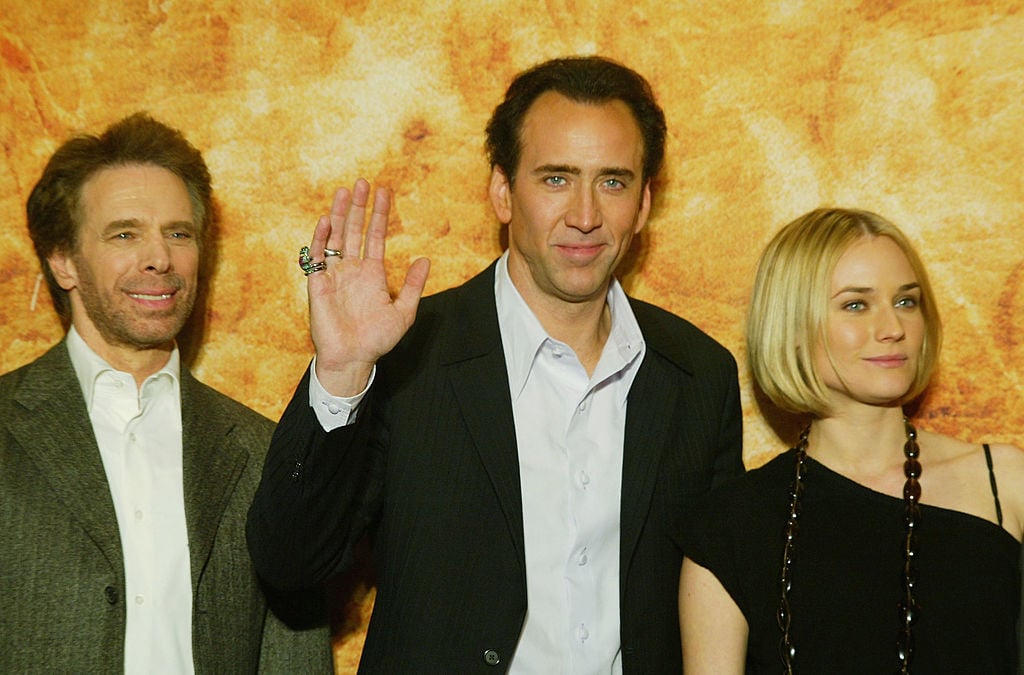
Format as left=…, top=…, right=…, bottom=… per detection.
left=79, top=164, right=194, bottom=228
left=831, top=235, right=916, bottom=287
left=517, top=91, right=644, bottom=171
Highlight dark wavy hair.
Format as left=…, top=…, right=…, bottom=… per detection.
left=485, top=55, right=667, bottom=186
left=26, top=112, right=212, bottom=321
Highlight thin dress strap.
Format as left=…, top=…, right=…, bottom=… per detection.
left=983, top=443, right=1004, bottom=527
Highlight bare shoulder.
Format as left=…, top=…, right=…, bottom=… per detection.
left=986, top=442, right=1024, bottom=488
left=986, top=441, right=1024, bottom=463
left=916, top=429, right=980, bottom=462
left=920, top=430, right=1024, bottom=478
left=916, top=430, right=1024, bottom=537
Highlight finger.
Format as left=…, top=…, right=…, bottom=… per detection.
left=304, top=215, right=333, bottom=284
left=343, top=178, right=371, bottom=258
left=300, top=216, right=331, bottom=287
left=326, top=187, right=351, bottom=253
left=363, top=186, right=391, bottom=261
left=393, top=257, right=431, bottom=324
left=309, top=215, right=331, bottom=255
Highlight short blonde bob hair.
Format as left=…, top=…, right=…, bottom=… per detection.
left=746, top=207, right=942, bottom=417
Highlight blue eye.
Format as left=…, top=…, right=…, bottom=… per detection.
left=842, top=300, right=866, bottom=311
left=544, top=176, right=567, bottom=186
left=896, top=296, right=918, bottom=308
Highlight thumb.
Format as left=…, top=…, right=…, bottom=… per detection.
left=394, top=257, right=431, bottom=321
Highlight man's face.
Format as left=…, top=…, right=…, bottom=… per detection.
left=490, top=91, right=651, bottom=312
left=49, top=164, right=200, bottom=360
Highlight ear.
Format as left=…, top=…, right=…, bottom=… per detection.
left=488, top=166, right=513, bottom=225
left=634, top=180, right=652, bottom=234
left=47, top=249, right=79, bottom=292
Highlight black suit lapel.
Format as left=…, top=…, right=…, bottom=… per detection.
left=620, top=300, right=697, bottom=576
left=439, top=264, right=525, bottom=564
left=619, top=356, right=681, bottom=568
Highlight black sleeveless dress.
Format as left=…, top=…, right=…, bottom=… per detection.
left=682, top=448, right=1021, bottom=674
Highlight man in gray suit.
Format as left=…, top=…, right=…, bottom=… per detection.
left=0, top=113, right=332, bottom=673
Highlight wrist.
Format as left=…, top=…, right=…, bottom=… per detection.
left=312, top=358, right=375, bottom=397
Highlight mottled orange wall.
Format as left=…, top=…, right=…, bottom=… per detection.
left=3, top=1, right=1023, bottom=671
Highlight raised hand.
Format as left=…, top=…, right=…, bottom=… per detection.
left=304, top=179, right=430, bottom=396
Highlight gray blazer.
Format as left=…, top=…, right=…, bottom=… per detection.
left=0, top=341, right=332, bottom=674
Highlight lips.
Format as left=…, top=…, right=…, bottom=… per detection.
left=128, top=291, right=175, bottom=301
left=124, top=281, right=182, bottom=306
left=554, top=243, right=606, bottom=262
left=864, top=354, right=908, bottom=368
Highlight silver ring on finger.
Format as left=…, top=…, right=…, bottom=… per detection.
left=323, top=247, right=344, bottom=258
left=302, top=261, right=327, bottom=276
left=298, top=246, right=327, bottom=276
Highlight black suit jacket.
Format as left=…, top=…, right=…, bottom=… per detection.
left=248, top=262, right=743, bottom=673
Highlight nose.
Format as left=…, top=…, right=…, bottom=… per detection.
left=876, top=305, right=906, bottom=342
left=564, top=185, right=602, bottom=233
left=140, top=234, right=172, bottom=273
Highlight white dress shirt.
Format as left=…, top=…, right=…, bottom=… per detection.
left=308, top=253, right=645, bottom=673
left=67, top=327, right=194, bottom=675
left=495, top=253, right=644, bottom=674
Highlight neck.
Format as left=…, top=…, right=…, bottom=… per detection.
left=533, top=297, right=611, bottom=376
left=808, top=406, right=908, bottom=473
left=73, top=323, right=174, bottom=388
left=506, top=261, right=614, bottom=376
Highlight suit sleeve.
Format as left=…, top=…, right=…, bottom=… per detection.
left=256, top=583, right=334, bottom=674
left=712, top=351, right=745, bottom=487
left=247, top=366, right=385, bottom=591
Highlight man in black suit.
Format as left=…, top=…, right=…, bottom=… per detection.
left=248, top=55, right=743, bottom=673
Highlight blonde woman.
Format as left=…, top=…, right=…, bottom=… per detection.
left=679, top=208, right=1024, bottom=673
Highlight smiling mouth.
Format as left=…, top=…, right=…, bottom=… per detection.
left=556, top=243, right=605, bottom=257
left=128, top=292, right=175, bottom=301
left=865, top=355, right=907, bottom=366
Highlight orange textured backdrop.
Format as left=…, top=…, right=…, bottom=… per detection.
left=3, top=1, right=1023, bottom=670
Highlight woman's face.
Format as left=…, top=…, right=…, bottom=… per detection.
left=814, top=235, right=925, bottom=412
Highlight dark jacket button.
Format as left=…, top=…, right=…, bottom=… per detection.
left=482, top=649, right=500, bottom=666
left=104, top=586, right=119, bottom=605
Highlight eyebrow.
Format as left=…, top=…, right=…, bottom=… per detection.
left=832, top=282, right=921, bottom=298
left=532, top=164, right=637, bottom=179
left=103, top=218, right=197, bottom=231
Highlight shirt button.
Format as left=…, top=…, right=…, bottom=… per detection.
left=134, top=509, right=144, bottom=521
left=326, top=403, right=341, bottom=415
left=129, top=433, right=137, bottom=443
left=578, top=401, right=586, bottom=412
left=579, top=471, right=590, bottom=486
left=135, top=595, right=145, bottom=605
left=576, top=624, right=589, bottom=641
left=482, top=649, right=500, bottom=666
left=104, top=586, right=119, bottom=605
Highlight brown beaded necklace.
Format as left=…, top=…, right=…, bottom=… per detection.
left=776, top=418, right=921, bottom=674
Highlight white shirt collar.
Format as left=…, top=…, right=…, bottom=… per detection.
left=66, top=325, right=180, bottom=410
left=494, top=251, right=644, bottom=402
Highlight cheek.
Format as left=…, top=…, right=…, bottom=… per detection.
left=909, top=316, right=927, bottom=344
left=173, top=249, right=200, bottom=280
left=510, top=202, right=553, bottom=240
left=828, top=321, right=865, bottom=353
